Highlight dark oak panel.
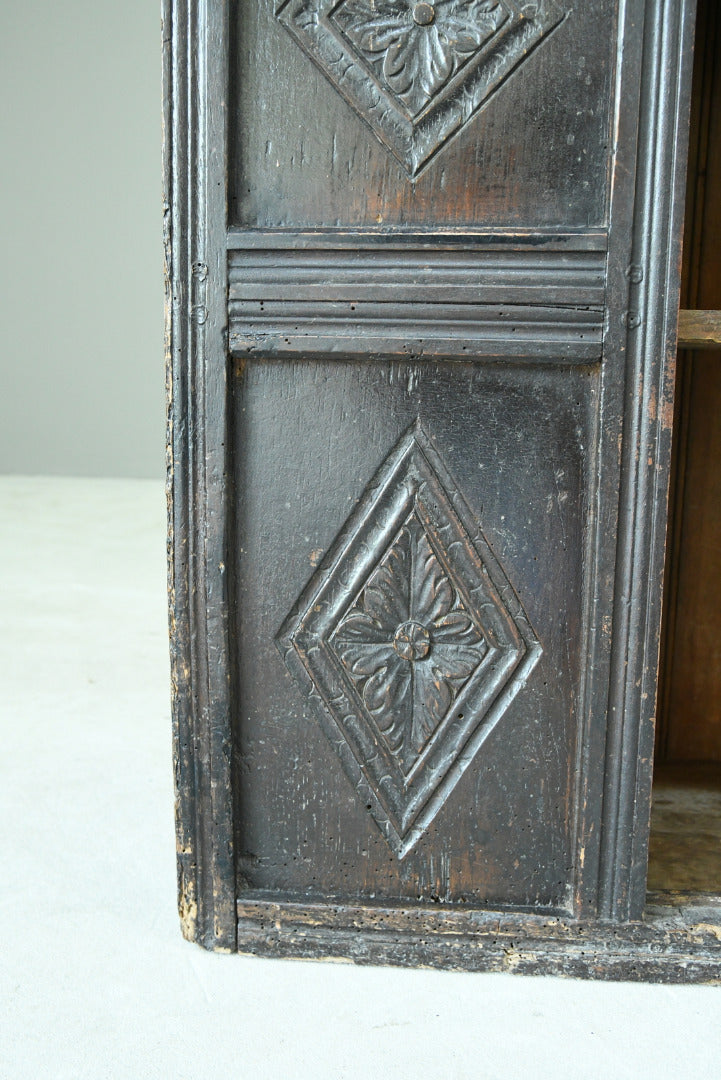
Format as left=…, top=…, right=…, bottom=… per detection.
left=165, top=0, right=707, bottom=975
left=229, top=0, right=617, bottom=228
left=232, top=358, right=596, bottom=909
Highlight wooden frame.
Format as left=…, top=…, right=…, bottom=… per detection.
left=164, top=0, right=721, bottom=978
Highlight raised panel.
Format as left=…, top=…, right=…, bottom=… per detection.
left=275, top=0, right=567, bottom=177
left=229, top=0, right=618, bottom=228
left=232, top=358, right=595, bottom=909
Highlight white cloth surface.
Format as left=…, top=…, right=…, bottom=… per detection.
left=1, top=476, right=719, bottom=1080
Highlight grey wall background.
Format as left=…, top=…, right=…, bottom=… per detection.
left=0, top=1, right=164, bottom=479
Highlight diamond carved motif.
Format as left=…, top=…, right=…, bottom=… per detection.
left=277, top=424, right=542, bottom=857
left=275, top=0, right=567, bottom=177
left=333, top=514, right=489, bottom=775
left=331, top=0, right=510, bottom=120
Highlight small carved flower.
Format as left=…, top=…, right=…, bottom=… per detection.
left=335, top=0, right=507, bottom=117
left=333, top=517, right=487, bottom=772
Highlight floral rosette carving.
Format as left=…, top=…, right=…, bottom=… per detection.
left=278, top=423, right=542, bottom=854
left=333, top=516, right=488, bottom=773
left=332, top=0, right=508, bottom=117
left=277, top=0, right=565, bottom=176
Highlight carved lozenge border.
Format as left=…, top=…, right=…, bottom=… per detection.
left=276, top=0, right=567, bottom=177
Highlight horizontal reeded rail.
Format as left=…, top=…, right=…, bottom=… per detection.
left=227, top=235, right=607, bottom=362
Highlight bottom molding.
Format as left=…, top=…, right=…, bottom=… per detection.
left=234, top=892, right=721, bottom=983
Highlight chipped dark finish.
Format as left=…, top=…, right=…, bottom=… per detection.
left=165, top=0, right=718, bottom=979
left=164, top=0, right=236, bottom=951
left=235, top=892, right=721, bottom=982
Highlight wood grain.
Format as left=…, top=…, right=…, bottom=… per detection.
left=229, top=0, right=617, bottom=228
left=166, top=0, right=705, bottom=975
left=235, top=892, right=721, bottom=982
left=677, top=309, right=721, bottom=349
left=228, top=237, right=606, bottom=360
left=659, top=0, right=721, bottom=764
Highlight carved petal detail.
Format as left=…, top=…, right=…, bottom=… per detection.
left=277, top=423, right=542, bottom=856
left=277, top=0, right=566, bottom=176
left=335, top=515, right=488, bottom=772
left=333, top=0, right=508, bottom=117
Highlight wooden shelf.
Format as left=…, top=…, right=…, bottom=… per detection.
left=678, top=309, right=721, bottom=349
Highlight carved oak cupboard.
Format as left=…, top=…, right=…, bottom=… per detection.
left=164, top=0, right=721, bottom=978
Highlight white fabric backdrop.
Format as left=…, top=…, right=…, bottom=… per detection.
left=1, top=476, right=719, bottom=1079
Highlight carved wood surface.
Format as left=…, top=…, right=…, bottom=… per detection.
left=275, top=0, right=566, bottom=176
left=277, top=423, right=541, bottom=857
left=230, top=0, right=617, bottom=227
left=233, top=358, right=585, bottom=909
left=166, top=0, right=705, bottom=974
left=228, top=238, right=606, bottom=359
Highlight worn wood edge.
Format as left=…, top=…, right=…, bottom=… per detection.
left=232, top=894, right=721, bottom=982
left=597, top=0, right=698, bottom=923
left=228, top=334, right=604, bottom=364
left=563, top=0, right=649, bottom=922
left=677, top=309, right=721, bottom=348
left=163, top=0, right=198, bottom=947
left=622, top=0, right=699, bottom=918
left=202, top=0, right=237, bottom=951
left=226, top=228, right=611, bottom=251
left=165, top=0, right=236, bottom=952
